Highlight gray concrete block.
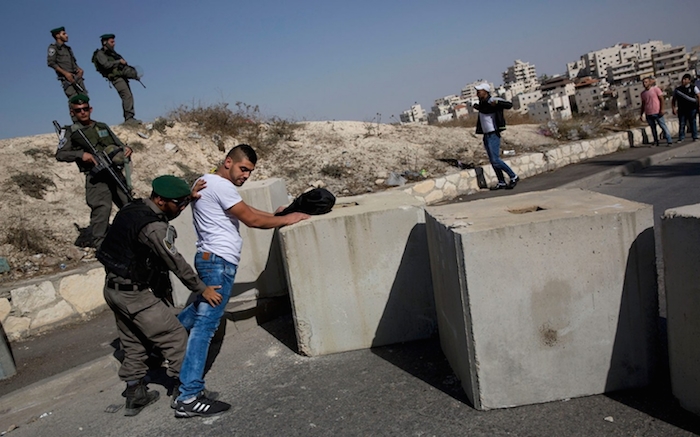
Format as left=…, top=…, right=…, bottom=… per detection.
left=662, top=204, right=700, bottom=416
left=279, top=191, right=435, bottom=356
left=425, top=189, right=658, bottom=410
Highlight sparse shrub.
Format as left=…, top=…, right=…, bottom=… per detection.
left=265, top=117, right=300, bottom=143
left=539, top=115, right=604, bottom=141
left=11, top=172, right=56, bottom=199
left=363, top=113, right=382, bottom=138
left=4, top=222, right=51, bottom=254
left=320, top=164, right=344, bottom=178
left=127, top=140, right=146, bottom=152
left=615, top=110, right=645, bottom=130
left=23, top=148, right=53, bottom=158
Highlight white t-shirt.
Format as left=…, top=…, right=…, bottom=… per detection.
left=478, top=111, right=497, bottom=134
left=192, top=173, right=243, bottom=265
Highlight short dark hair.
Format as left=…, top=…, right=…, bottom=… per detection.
left=226, top=144, right=257, bottom=165
left=682, top=73, right=692, bottom=80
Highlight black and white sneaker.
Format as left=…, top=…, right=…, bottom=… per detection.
left=490, top=182, right=507, bottom=190
left=174, top=393, right=230, bottom=418
left=506, top=175, right=519, bottom=189
left=171, top=387, right=220, bottom=409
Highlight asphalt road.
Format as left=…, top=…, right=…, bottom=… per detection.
left=2, top=140, right=700, bottom=436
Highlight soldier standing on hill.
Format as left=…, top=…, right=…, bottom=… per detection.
left=92, top=34, right=142, bottom=125
left=47, top=26, right=87, bottom=121
left=55, top=94, right=133, bottom=248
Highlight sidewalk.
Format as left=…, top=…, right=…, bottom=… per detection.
left=2, top=140, right=700, bottom=436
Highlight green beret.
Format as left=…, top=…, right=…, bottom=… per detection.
left=51, top=27, right=65, bottom=36
left=69, top=94, right=90, bottom=105
left=100, top=33, right=115, bottom=41
left=152, top=175, right=191, bottom=199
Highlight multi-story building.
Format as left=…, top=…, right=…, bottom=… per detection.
left=653, top=46, right=692, bottom=78
left=574, top=82, right=608, bottom=114
left=512, top=90, right=542, bottom=114
left=527, top=93, right=572, bottom=123
left=400, top=103, right=427, bottom=124
left=502, top=60, right=539, bottom=92
left=460, top=79, right=493, bottom=101
left=570, top=40, right=670, bottom=79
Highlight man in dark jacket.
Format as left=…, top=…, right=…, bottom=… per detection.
left=473, top=83, right=519, bottom=190
left=671, top=73, right=699, bottom=142
left=97, top=175, right=223, bottom=416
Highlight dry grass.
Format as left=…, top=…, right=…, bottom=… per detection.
left=11, top=173, right=56, bottom=199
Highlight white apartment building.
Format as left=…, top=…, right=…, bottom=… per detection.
left=400, top=103, right=427, bottom=124
left=567, top=60, right=585, bottom=79
left=502, top=60, right=539, bottom=92
left=571, top=40, right=670, bottom=79
left=541, top=76, right=576, bottom=96
left=527, top=93, right=572, bottom=123
left=512, top=90, right=542, bottom=114
left=575, top=83, right=608, bottom=114
left=606, top=57, right=655, bottom=84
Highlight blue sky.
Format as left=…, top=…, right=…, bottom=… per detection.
left=1, top=0, right=698, bottom=139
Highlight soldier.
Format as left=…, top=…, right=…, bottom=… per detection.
left=92, top=33, right=142, bottom=125
left=47, top=26, right=87, bottom=121
left=97, top=175, right=223, bottom=416
left=55, top=94, right=132, bottom=248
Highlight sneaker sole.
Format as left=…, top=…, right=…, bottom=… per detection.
left=174, top=409, right=229, bottom=419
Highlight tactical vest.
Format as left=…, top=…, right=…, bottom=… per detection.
left=68, top=122, right=120, bottom=172
left=96, top=199, right=167, bottom=285
left=92, top=48, right=137, bottom=80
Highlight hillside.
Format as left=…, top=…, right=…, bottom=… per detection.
left=0, top=120, right=559, bottom=284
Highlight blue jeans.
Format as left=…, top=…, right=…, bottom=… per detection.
left=678, top=109, right=698, bottom=141
left=483, top=132, right=516, bottom=182
left=177, top=252, right=236, bottom=401
left=645, top=113, right=672, bottom=145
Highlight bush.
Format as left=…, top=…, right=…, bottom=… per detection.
left=539, top=115, right=604, bottom=141
left=11, top=173, right=56, bottom=199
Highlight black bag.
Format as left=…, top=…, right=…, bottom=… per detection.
left=275, top=188, right=336, bottom=216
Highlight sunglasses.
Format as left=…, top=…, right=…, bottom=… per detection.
left=168, top=197, right=190, bottom=207
left=72, top=106, right=90, bottom=113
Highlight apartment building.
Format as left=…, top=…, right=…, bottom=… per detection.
left=512, top=90, right=542, bottom=114
left=502, top=60, right=539, bottom=92
left=400, top=103, right=427, bottom=124
left=653, top=46, right=692, bottom=78
left=574, top=83, right=608, bottom=114
left=570, top=40, right=670, bottom=79
left=460, top=79, right=493, bottom=101
left=527, top=93, right=572, bottom=123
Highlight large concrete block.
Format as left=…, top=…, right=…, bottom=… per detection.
left=425, top=189, right=658, bottom=410
left=171, top=178, right=290, bottom=308
left=662, top=204, right=700, bottom=416
left=279, top=191, right=435, bottom=356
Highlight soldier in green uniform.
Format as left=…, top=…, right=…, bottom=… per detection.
left=55, top=94, right=133, bottom=248
left=97, top=175, right=223, bottom=416
left=47, top=26, right=87, bottom=121
left=92, top=33, right=142, bottom=125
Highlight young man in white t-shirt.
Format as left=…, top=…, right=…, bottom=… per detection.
left=173, top=144, right=309, bottom=418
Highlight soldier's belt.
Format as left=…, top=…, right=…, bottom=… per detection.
left=107, top=280, right=147, bottom=291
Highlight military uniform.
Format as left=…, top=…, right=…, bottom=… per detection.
left=47, top=26, right=87, bottom=119
left=93, top=34, right=139, bottom=123
left=55, top=116, right=131, bottom=248
left=97, top=180, right=207, bottom=416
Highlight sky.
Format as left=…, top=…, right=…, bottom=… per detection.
left=1, top=0, right=699, bottom=139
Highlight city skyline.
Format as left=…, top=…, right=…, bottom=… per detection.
left=1, top=0, right=698, bottom=139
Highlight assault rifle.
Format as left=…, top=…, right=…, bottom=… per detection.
left=53, top=120, right=134, bottom=202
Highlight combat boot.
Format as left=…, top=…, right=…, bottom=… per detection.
left=123, top=380, right=160, bottom=416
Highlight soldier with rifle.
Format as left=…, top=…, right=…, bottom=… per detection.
left=92, top=33, right=144, bottom=125
left=55, top=94, right=134, bottom=249
left=47, top=26, right=87, bottom=122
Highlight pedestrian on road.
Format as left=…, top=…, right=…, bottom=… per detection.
left=55, top=94, right=132, bottom=248
left=640, top=76, right=673, bottom=146
left=173, top=144, right=309, bottom=418
left=96, top=175, right=222, bottom=417
left=92, top=33, right=142, bottom=125
left=473, top=83, right=519, bottom=190
left=671, top=73, right=699, bottom=142
left=47, top=26, right=87, bottom=121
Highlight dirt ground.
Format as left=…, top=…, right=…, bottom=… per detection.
left=0, top=120, right=560, bottom=285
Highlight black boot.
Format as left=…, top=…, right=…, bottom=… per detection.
left=123, top=380, right=160, bottom=416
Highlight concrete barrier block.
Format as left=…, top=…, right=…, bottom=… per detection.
left=30, top=300, right=76, bottom=330
left=58, top=268, right=105, bottom=314
left=170, top=178, right=289, bottom=308
left=4, top=316, right=31, bottom=341
left=425, top=189, right=658, bottom=410
left=280, top=191, right=436, bottom=356
left=0, top=298, right=10, bottom=322
left=662, top=204, right=700, bottom=416
left=11, top=281, right=56, bottom=315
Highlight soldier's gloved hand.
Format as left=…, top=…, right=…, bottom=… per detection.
left=202, top=285, right=223, bottom=306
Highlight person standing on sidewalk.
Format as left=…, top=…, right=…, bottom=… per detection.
left=671, top=73, right=699, bottom=142
left=97, top=175, right=223, bottom=417
left=47, top=26, right=87, bottom=121
left=473, top=83, right=519, bottom=190
left=640, top=76, right=672, bottom=146
left=173, top=144, right=309, bottom=418
left=92, top=33, right=142, bottom=125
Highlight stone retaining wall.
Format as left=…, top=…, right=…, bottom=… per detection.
left=0, top=122, right=678, bottom=341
